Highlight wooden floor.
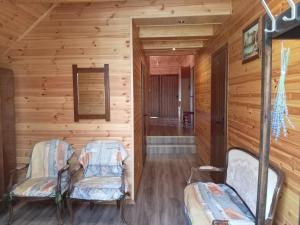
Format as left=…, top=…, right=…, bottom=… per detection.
left=0, top=154, right=200, bottom=225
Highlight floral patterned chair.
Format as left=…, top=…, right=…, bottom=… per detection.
left=66, top=140, right=129, bottom=224
left=184, top=147, right=284, bottom=225
left=7, top=139, right=74, bottom=225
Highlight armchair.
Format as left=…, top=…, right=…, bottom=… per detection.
left=66, top=140, right=129, bottom=224
left=7, top=139, right=74, bottom=225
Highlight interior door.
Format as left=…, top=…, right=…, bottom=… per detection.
left=141, top=62, right=146, bottom=164
left=211, top=45, right=228, bottom=183
left=160, top=75, right=179, bottom=118
left=148, top=76, right=160, bottom=117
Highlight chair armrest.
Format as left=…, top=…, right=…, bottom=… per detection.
left=56, top=164, right=70, bottom=194
left=187, top=166, right=224, bottom=184
left=8, top=163, right=29, bottom=191
left=67, top=164, right=83, bottom=193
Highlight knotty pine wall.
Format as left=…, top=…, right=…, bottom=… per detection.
left=1, top=1, right=232, bottom=199
left=195, top=0, right=300, bottom=223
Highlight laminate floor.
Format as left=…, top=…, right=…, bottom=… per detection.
left=0, top=154, right=201, bottom=225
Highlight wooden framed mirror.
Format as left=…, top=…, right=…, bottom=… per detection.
left=72, top=64, right=110, bottom=122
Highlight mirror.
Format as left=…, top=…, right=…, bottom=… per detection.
left=72, top=64, right=110, bottom=122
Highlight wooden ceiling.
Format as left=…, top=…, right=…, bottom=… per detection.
left=0, top=1, right=56, bottom=55
left=135, top=14, right=232, bottom=55
left=0, top=0, right=232, bottom=57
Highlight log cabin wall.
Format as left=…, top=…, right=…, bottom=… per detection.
left=195, top=0, right=300, bottom=223
left=149, top=55, right=194, bottom=75
left=0, top=0, right=233, bottom=199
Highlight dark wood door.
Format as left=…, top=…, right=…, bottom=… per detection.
left=148, top=76, right=160, bottom=117
left=0, top=68, right=16, bottom=211
left=141, top=63, right=146, bottom=164
left=211, top=45, right=228, bottom=183
left=160, top=75, right=178, bottom=118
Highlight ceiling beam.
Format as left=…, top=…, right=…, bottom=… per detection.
left=134, top=15, right=229, bottom=26
left=144, top=49, right=199, bottom=56
left=139, top=25, right=215, bottom=39
left=142, top=39, right=204, bottom=50
left=12, top=0, right=125, bottom=2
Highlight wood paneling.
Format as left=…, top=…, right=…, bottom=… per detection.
left=0, top=1, right=52, bottom=55
left=150, top=55, right=194, bottom=75
left=195, top=0, right=300, bottom=224
left=1, top=0, right=232, bottom=201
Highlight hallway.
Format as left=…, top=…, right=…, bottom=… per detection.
left=0, top=154, right=200, bottom=225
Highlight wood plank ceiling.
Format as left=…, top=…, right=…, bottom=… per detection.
left=1, top=0, right=232, bottom=57
left=134, top=14, right=231, bottom=55
left=0, top=1, right=54, bottom=55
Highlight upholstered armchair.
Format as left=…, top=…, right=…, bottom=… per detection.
left=7, top=139, right=74, bottom=225
left=66, top=140, right=129, bottom=224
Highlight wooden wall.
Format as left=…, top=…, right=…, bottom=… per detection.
left=149, top=55, right=194, bottom=75
left=195, top=0, right=300, bottom=223
left=0, top=0, right=232, bottom=199
left=132, top=22, right=147, bottom=195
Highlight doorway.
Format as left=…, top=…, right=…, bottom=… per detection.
left=210, top=44, right=228, bottom=182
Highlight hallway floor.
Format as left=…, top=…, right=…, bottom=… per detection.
left=0, top=154, right=200, bottom=225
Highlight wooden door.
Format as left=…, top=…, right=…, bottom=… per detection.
left=211, top=45, right=228, bottom=183
left=160, top=75, right=178, bottom=118
left=141, top=63, right=146, bottom=164
left=148, top=76, right=160, bottom=117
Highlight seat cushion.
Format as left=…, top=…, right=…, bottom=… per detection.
left=184, top=182, right=255, bottom=225
left=11, top=177, right=67, bottom=198
left=70, top=176, right=126, bottom=201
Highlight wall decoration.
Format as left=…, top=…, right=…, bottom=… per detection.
left=242, top=18, right=260, bottom=63
left=271, top=44, right=294, bottom=141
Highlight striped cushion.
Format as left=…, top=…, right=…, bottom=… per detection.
left=70, top=176, right=126, bottom=201
left=184, top=182, right=255, bottom=225
left=79, top=140, right=128, bottom=177
left=26, top=139, right=74, bottom=179
left=11, top=177, right=68, bottom=198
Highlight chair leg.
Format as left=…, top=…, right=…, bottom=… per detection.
left=66, top=199, right=73, bottom=225
left=116, top=200, right=120, bottom=210
left=56, top=200, right=63, bottom=225
left=120, top=198, right=127, bottom=225
left=89, top=202, right=95, bottom=210
left=7, top=198, right=13, bottom=225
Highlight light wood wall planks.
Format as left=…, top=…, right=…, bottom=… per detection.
left=0, top=0, right=233, bottom=199
left=195, top=0, right=300, bottom=224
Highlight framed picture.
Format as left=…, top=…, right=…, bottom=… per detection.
left=242, top=18, right=260, bottom=64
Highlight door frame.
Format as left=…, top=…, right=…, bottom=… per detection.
left=210, top=44, right=228, bottom=174
left=141, top=61, right=146, bottom=164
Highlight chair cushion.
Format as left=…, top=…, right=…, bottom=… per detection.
left=79, top=140, right=128, bottom=177
left=184, top=182, right=255, bottom=225
left=26, top=139, right=74, bottom=179
left=11, top=177, right=68, bottom=198
left=70, top=176, right=126, bottom=201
